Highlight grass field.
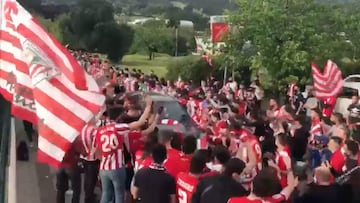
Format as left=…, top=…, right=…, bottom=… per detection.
left=121, top=53, right=173, bottom=77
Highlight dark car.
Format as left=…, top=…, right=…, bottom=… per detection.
left=128, top=92, right=201, bottom=138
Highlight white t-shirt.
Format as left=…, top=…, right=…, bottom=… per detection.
left=305, top=97, right=318, bottom=116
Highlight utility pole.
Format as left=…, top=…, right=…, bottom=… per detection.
left=175, top=26, right=179, bottom=57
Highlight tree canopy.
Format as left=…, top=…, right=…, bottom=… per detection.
left=59, top=0, right=134, bottom=62
left=227, top=0, right=360, bottom=93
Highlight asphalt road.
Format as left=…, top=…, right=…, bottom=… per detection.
left=15, top=118, right=100, bottom=203
left=15, top=118, right=56, bottom=203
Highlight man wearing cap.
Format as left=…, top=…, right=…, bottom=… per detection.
left=309, top=135, right=331, bottom=169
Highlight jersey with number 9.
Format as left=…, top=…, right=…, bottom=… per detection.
left=176, top=172, right=199, bottom=203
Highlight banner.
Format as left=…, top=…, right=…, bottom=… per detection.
left=210, top=16, right=229, bottom=43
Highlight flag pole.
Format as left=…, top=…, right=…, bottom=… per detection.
left=0, top=94, right=12, bottom=203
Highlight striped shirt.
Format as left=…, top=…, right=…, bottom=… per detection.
left=94, top=122, right=130, bottom=170
left=80, top=124, right=98, bottom=161
left=310, top=119, right=322, bottom=142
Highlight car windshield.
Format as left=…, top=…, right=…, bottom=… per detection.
left=154, top=101, right=190, bottom=122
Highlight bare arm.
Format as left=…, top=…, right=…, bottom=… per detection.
left=296, top=101, right=304, bottom=115
left=147, top=114, right=155, bottom=125
left=243, top=141, right=256, bottom=173
left=235, top=144, right=246, bottom=162
left=209, top=99, right=232, bottom=112
left=170, top=194, right=176, bottom=203
left=279, top=172, right=298, bottom=199
left=141, top=114, right=160, bottom=137
left=128, top=96, right=153, bottom=130
left=131, top=185, right=139, bottom=199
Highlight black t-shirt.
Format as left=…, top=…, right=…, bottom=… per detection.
left=293, top=93, right=306, bottom=112
left=289, top=127, right=310, bottom=161
left=347, top=103, right=360, bottom=113
left=134, top=167, right=176, bottom=203
left=192, top=174, right=248, bottom=203
left=297, top=183, right=343, bottom=203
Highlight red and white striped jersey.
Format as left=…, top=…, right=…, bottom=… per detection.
left=310, top=119, right=322, bottom=141
left=94, top=123, right=130, bottom=170
left=80, top=124, right=98, bottom=161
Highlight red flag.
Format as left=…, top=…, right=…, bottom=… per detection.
left=0, top=0, right=105, bottom=168
left=311, top=60, right=343, bottom=100
left=211, top=22, right=229, bottom=43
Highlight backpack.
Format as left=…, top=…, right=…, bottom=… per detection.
left=17, top=140, right=29, bottom=161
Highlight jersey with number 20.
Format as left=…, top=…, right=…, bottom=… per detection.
left=94, top=123, right=130, bottom=171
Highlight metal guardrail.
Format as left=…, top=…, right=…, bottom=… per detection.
left=0, top=94, right=11, bottom=203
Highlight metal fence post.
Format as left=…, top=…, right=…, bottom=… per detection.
left=0, top=94, right=12, bottom=203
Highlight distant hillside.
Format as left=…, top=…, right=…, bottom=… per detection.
left=112, top=0, right=235, bottom=15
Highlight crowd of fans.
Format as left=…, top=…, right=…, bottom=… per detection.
left=21, top=50, right=360, bottom=203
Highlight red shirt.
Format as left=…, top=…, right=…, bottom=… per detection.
left=164, top=148, right=183, bottom=177
left=322, top=97, right=336, bottom=118
left=192, top=114, right=201, bottom=124
left=134, top=150, right=152, bottom=172
left=276, top=149, right=291, bottom=188
left=94, top=123, right=130, bottom=170
left=228, top=194, right=286, bottom=203
left=126, top=131, right=144, bottom=154
left=176, top=172, right=199, bottom=203
left=238, top=101, right=246, bottom=115
left=178, top=154, right=192, bottom=174
left=330, top=149, right=346, bottom=173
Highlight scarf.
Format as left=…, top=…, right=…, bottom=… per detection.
left=149, top=162, right=166, bottom=171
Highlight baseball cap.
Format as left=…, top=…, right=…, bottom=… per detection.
left=314, top=135, right=330, bottom=145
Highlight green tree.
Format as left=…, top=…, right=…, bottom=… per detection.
left=130, top=20, right=174, bottom=60
left=166, top=56, right=215, bottom=83
left=228, top=0, right=358, bottom=94
left=60, top=0, right=134, bottom=62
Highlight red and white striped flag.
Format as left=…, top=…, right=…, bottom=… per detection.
left=0, top=0, right=37, bottom=122
left=0, top=0, right=105, bottom=168
left=194, top=37, right=204, bottom=54
left=311, top=60, right=343, bottom=100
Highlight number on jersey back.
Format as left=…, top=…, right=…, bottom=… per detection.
left=176, top=172, right=199, bottom=203
left=95, top=123, right=130, bottom=170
